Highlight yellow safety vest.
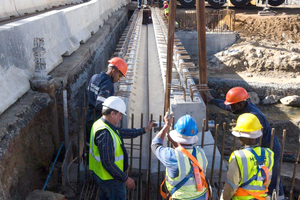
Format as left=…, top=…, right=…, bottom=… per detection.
left=166, top=147, right=208, bottom=199
left=229, top=147, right=274, bottom=200
left=89, top=119, right=124, bottom=180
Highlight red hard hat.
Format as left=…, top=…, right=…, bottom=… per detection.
left=224, top=87, right=249, bottom=105
left=108, top=57, right=128, bottom=77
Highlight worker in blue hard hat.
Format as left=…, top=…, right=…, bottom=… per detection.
left=151, top=113, right=209, bottom=200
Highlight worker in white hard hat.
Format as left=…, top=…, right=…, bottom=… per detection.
left=221, top=113, right=274, bottom=200
left=89, top=96, right=155, bottom=199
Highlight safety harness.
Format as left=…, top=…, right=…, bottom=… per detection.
left=234, top=147, right=270, bottom=200
left=160, top=146, right=208, bottom=200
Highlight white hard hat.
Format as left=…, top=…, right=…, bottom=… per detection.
left=103, top=96, right=127, bottom=116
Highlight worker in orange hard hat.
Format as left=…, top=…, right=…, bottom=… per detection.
left=203, top=87, right=284, bottom=199
left=85, top=57, right=128, bottom=159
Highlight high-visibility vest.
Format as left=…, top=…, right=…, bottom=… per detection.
left=229, top=147, right=274, bottom=200
left=89, top=119, right=124, bottom=180
left=165, top=146, right=208, bottom=199
left=164, top=6, right=169, bottom=15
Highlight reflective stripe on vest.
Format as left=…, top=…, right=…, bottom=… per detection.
left=165, top=147, right=208, bottom=199
left=231, top=147, right=274, bottom=200
left=89, top=119, right=124, bottom=180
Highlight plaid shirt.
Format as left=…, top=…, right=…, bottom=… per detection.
left=94, top=118, right=146, bottom=181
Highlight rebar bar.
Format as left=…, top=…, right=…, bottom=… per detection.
left=138, top=113, right=143, bottom=200
left=201, top=119, right=206, bottom=148
left=210, top=124, right=219, bottom=185
left=276, top=129, right=286, bottom=197
left=217, top=122, right=226, bottom=197
left=289, top=136, right=300, bottom=200
left=270, top=128, right=275, bottom=151
left=157, top=115, right=162, bottom=200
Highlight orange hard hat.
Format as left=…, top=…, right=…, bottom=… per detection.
left=108, top=57, right=128, bottom=77
left=163, top=1, right=168, bottom=4
left=224, top=87, right=249, bottom=105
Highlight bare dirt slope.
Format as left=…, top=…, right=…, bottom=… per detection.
left=208, top=5, right=300, bottom=82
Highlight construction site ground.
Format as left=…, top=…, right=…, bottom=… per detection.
left=204, top=4, right=300, bottom=197
left=208, top=4, right=300, bottom=82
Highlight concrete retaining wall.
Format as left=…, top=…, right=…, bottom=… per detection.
left=0, top=0, right=128, bottom=116
left=0, top=0, right=83, bottom=20
left=176, top=30, right=237, bottom=57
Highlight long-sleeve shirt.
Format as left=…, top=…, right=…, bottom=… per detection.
left=95, top=118, right=146, bottom=182
left=212, top=99, right=281, bottom=158
left=221, top=145, right=272, bottom=200
left=151, top=137, right=208, bottom=200
left=86, top=72, right=114, bottom=122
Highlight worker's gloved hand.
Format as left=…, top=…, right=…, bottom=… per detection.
left=202, top=91, right=214, bottom=103
left=145, top=120, right=156, bottom=132
left=125, top=177, right=136, bottom=189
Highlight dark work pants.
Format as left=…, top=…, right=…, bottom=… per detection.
left=93, top=173, right=126, bottom=200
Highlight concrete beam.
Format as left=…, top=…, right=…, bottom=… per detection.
left=176, top=30, right=237, bottom=56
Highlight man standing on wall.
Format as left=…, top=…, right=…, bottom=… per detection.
left=89, top=96, right=155, bottom=199
left=203, top=87, right=284, bottom=199
left=86, top=57, right=128, bottom=153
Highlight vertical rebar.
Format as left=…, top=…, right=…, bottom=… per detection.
left=77, top=107, right=80, bottom=191
left=138, top=113, right=143, bottom=200
left=157, top=115, right=162, bottom=200
left=233, top=136, right=236, bottom=151
left=210, top=124, right=219, bottom=185
left=217, top=122, right=226, bottom=197
left=270, top=128, right=275, bottom=150
left=63, top=90, right=69, bottom=147
left=276, top=129, right=286, bottom=197
left=201, top=119, right=206, bottom=148
left=289, top=136, right=300, bottom=200
left=129, top=114, right=134, bottom=200
left=259, top=136, right=263, bottom=147
left=146, top=114, right=153, bottom=200
left=83, top=107, right=88, bottom=182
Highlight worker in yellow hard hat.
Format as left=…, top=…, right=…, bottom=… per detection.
left=221, top=113, right=274, bottom=200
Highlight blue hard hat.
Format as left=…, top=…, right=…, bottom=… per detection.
left=174, top=115, right=198, bottom=137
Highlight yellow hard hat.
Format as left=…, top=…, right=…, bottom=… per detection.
left=232, top=113, right=262, bottom=139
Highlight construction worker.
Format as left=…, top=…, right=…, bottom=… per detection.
left=86, top=57, right=128, bottom=152
left=89, top=96, right=155, bottom=199
left=221, top=113, right=274, bottom=200
left=163, top=1, right=169, bottom=19
left=203, top=87, right=284, bottom=199
left=151, top=113, right=209, bottom=200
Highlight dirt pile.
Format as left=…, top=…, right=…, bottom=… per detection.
left=235, top=14, right=300, bottom=42
left=208, top=7, right=300, bottom=79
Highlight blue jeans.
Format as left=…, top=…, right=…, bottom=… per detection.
left=93, top=173, right=126, bottom=200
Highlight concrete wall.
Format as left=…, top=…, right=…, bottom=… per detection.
left=0, top=0, right=129, bottom=116
left=0, top=0, right=83, bottom=20
left=176, top=30, right=237, bottom=57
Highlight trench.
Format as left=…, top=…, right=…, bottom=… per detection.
left=1, top=2, right=300, bottom=200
